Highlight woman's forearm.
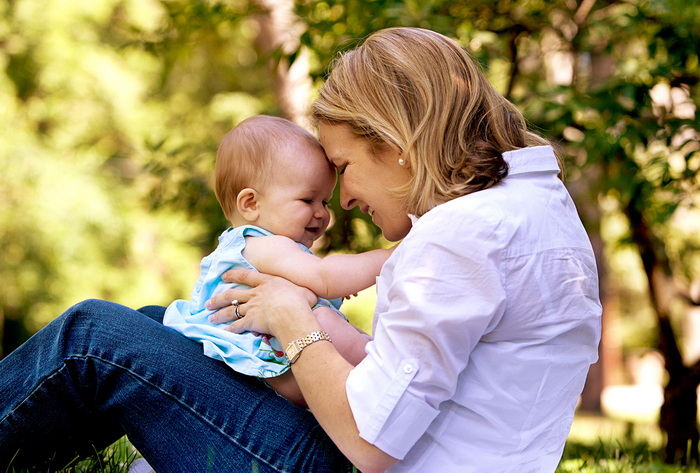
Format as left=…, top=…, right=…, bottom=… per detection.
left=210, top=269, right=396, bottom=471
left=271, top=311, right=397, bottom=473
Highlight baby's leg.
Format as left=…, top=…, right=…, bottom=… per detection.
left=265, top=307, right=370, bottom=406
left=264, top=371, right=307, bottom=408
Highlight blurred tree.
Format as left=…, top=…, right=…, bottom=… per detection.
left=0, top=0, right=226, bottom=355
left=1, top=0, right=699, bottom=462
left=251, top=0, right=314, bottom=128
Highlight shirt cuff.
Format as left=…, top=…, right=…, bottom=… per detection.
left=346, top=358, right=440, bottom=460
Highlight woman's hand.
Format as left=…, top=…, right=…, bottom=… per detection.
left=210, top=270, right=397, bottom=472
left=205, top=268, right=318, bottom=336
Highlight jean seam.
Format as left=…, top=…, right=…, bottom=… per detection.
left=0, top=363, right=73, bottom=425
left=65, top=354, right=288, bottom=472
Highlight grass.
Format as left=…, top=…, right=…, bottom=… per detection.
left=557, top=441, right=699, bottom=472
left=5, top=415, right=699, bottom=472
left=4, top=437, right=139, bottom=473
left=557, top=413, right=700, bottom=472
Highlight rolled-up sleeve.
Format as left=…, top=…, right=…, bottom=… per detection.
left=346, top=358, right=439, bottom=459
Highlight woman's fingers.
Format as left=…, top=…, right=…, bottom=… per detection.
left=222, top=268, right=268, bottom=286
left=207, top=268, right=318, bottom=334
left=226, top=268, right=318, bottom=307
left=207, top=298, right=241, bottom=324
left=204, top=269, right=263, bottom=321
left=205, top=292, right=238, bottom=312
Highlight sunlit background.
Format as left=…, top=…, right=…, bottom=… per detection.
left=1, top=0, right=699, bottom=467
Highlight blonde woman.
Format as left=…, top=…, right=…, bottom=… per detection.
left=0, top=28, right=600, bottom=473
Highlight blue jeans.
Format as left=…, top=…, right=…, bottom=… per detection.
left=0, top=299, right=352, bottom=472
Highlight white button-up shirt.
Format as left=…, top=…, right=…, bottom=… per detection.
left=346, top=146, right=602, bottom=472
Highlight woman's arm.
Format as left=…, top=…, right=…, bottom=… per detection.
left=207, top=269, right=398, bottom=473
left=243, top=235, right=394, bottom=299
left=266, top=306, right=371, bottom=408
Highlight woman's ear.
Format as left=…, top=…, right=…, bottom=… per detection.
left=236, top=188, right=260, bottom=222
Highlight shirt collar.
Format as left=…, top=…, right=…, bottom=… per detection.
left=408, top=146, right=559, bottom=225
left=503, top=145, right=560, bottom=176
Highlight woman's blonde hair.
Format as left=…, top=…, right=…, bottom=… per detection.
left=215, top=115, right=324, bottom=222
left=311, top=27, right=557, bottom=217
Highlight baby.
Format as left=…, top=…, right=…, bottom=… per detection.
left=163, top=115, right=392, bottom=406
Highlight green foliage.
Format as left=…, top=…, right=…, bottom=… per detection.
left=0, top=0, right=203, bottom=354
left=529, top=0, right=700, bottom=350
left=0, top=0, right=273, bottom=354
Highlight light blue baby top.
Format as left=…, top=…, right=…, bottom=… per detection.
left=163, top=225, right=343, bottom=378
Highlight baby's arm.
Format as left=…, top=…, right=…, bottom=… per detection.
left=264, top=306, right=370, bottom=408
left=243, top=235, right=395, bottom=299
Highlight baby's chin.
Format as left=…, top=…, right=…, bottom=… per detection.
left=303, top=228, right=324, bottom=243
left=297, top=236, right=317, bottom=249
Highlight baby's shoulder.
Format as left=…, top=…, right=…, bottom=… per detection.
left=243, top=234, right=308, bottom=262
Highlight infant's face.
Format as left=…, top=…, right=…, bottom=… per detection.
left=254, top=145, right=336, bottom=249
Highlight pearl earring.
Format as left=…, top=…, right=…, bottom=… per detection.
left=398, top=158, right=406, bottom=167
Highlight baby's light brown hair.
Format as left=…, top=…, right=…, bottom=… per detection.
left=215, top=115, right=325, bottom=223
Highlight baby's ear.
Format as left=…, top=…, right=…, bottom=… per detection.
left=236, top=188, right=259, bottom=222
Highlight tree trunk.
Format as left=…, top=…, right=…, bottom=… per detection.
left=626, top=187, right=700, bottom=464
left=658, top=316, right=700, bottom=464
left=251, top=0, right=313, bottom=130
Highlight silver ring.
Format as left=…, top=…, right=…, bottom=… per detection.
left=231, top=299, right=244, bottom=319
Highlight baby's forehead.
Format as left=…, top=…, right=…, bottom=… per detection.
left=279, top=136, right=324, bottom=158
left=272, top=146, right=335, bottom=180
left=314, top=159, right=338, bottom=184
left=279, top=140, right=329, bottom=165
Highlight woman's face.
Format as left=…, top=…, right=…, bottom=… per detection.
left=319, top=123, right=412, bottom=242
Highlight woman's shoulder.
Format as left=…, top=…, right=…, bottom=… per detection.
left=414, top=189, right=509, bottom=230
left=413, top=147, right=561, bottom=234
left=402, top=196, right=509, bottom=256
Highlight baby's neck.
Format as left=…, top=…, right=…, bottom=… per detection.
left=229, top=216, right=252, bottom=228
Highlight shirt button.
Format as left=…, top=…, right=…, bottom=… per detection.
left=403, top=364, right=413, bottom=374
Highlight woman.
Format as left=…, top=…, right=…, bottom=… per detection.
left=0, top=27, right=600, bottom=473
